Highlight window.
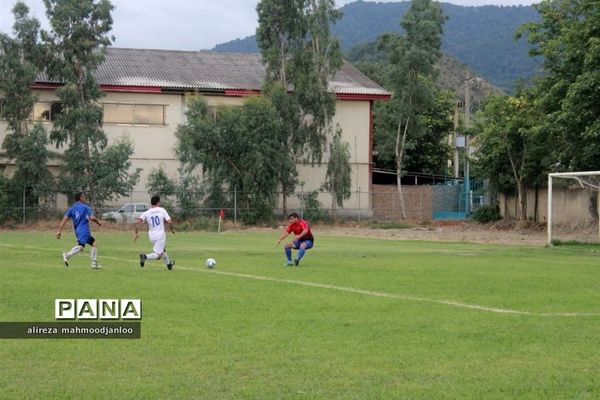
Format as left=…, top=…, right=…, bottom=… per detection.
left=103, top=103, right=166, bottom=125
left=51, top=103, right=63, bottom=119
left=33, top=102, right=50, bottom=121
left=135, top=204, right=148, bottom=212
left=207, top=106, right=218, bottom=121
left=32, top=102, right=63, bottom=122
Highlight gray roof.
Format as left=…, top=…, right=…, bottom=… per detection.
left=39, top=47, right=390, bottom=97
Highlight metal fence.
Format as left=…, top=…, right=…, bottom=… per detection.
left=0, top=184, right=488, bottom=225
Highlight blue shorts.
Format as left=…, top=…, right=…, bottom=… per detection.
left=293, top=239, right=313, bottom=250
left=77, top=234, right=95, bottom=247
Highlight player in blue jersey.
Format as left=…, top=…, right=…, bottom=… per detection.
left=56, top=192, right=103, bottom=269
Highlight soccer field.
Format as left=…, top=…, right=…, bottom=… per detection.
left=1, top=230, right=599, bottom=399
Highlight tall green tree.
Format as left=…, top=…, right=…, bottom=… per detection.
left=323, top=128, right=352, bottom=219
left=176, top=96, right=288, bottom=223
left=42, top=0, right=139, bottom=206
left=517, top=0, right=600, bottom=171
left=376, top=0, right=448, bottom=218
left=473, top=91, right=547, bottom=220
left=256, top=0, right=343, bottom=214
left=146, top=165, right=177, bottom=211
left=347, top=32, right=455, bottom=177
left=262, top=83, right=300, bottom=215
left=0, top=2, right=40, bottom=141
left=147, top=165, right=177, bottom=198
left=0, top=2, right=55, bottom=208
left=0, top=174, right=10, bottom=222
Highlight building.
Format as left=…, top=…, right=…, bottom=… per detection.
left=0, top=47, right=390, bottom=213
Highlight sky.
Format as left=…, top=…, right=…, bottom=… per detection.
left=0, top=0, right=538, bottom=51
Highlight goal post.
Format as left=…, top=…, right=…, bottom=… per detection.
left=547, top=171, right=600, bottom=245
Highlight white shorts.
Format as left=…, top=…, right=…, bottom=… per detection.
left=151, top=237, right=167, bottom=255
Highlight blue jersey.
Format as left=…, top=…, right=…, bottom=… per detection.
left=65, top=202, right=94, bottom=241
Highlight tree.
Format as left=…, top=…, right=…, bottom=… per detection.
left=0, top=2, right=40, bottom=141
left=256, top=0, right=343, bottom=214
left=146, top=165, right=177, bottom=212
left=147, top=165, right=177, bottom=198
left=42, top=0, right=139, bottom=206
left=256, top=1, right=303, bottom=89
left=473, top=90, right=547, bottom=221
left=0, top=174, right=11, bottom=223
left=261, top=83, right=300, bottom=215
left=376, top=0, right=448, bottom=218
left=517, top=0, right=600, bottom=171
left=0, top=2, right=55, bottom=209
left=176, top=96, right=287, bottom=223
left=323, top=128, right=352, bottom=219
left=293, top=0, right=343, bottom=161
left=346, top=34, right=456, bottom=177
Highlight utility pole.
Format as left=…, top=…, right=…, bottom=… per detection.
left=453, top=104, right=460, bottom=179
left=464, top=71, right=471, bottom=215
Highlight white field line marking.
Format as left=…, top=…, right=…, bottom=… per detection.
left=1, top=241, right=598, bottom=317
left=175, top=266, right=600, bottom=317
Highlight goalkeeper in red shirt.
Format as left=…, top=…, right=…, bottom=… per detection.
left=276, top=212, right=314, bottom=267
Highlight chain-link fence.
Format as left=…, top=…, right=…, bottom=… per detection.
left=0, top=184, right=488, bottom=225
left=0, top=186, right=59, bottom=225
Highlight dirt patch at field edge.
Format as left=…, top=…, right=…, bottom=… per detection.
left=316, top=225, right=546, bottom=246
left=3, top=220, right=548, bottom=246
left=245, top=220, right=548, bottom=246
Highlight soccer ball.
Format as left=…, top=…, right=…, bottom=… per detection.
left=205, top=258, right=217, bottom=269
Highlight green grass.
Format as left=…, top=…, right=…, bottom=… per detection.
left=1, top=230, right=599, bottom=399
left=370, top=222, right=412, bottom=230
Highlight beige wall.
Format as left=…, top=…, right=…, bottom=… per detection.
left=285, top=100, right=372, bottom=211
left=102, top=91, right=183, bottom=197
left=499, top=185, right=600, bottom=227
left=0, top=90, right=374, bottom=212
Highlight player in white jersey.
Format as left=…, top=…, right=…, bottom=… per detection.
left=134, top=195, right=176, bottom=270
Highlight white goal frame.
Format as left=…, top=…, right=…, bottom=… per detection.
left=547, top=171, right=600, bottom=245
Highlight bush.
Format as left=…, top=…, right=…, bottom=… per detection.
left=239, top=209, right=274, bottom=225
left=175, top=216, right=216, bottom=231
left=472, top=204, right=501, bottom=223
left=0, top=175, right=11, bottom=224
left=300, top=191, right=331, bottom=223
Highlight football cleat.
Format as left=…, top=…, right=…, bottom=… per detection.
left=167, top=260, right=175, bottom=270
left=62, top=253, right=69, bottom=267
left=139, top=253, right=146, bottom=267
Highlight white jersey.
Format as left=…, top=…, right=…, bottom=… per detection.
left=139, top=207, right=171, bottom=241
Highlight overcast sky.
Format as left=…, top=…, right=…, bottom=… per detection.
left=0, top=0, right=538, bottom=51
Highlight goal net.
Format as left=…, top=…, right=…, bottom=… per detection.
left=547, top=171, right=600, bottom=245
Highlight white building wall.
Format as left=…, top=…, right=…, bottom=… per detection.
left=1, top=90, right=374, bottom=213
left=101, top=91, right=183, bottom=199
left=285, top=99, right=372, bottom=212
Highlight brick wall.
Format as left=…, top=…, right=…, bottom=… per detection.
left=372, top=184, right=434, bottom=221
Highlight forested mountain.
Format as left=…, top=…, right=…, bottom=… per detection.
left=212, top=1, right=541, bottom=93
